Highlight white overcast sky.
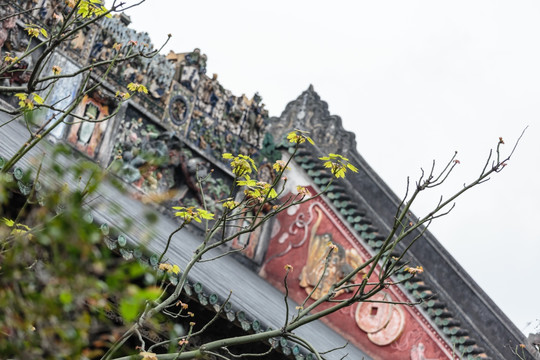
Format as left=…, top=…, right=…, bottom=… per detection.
left=111, top=0, right=540, bottom=333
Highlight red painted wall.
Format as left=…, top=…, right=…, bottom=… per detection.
left=260, top=189, right=455, bottom=360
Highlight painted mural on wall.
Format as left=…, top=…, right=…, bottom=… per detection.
left=260, top=188, right=454, bottom=360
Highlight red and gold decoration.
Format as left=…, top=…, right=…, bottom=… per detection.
left=260, top=187, right=456, bottom=360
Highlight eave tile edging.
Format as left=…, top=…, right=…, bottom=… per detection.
left=100, top=225, right=313, bottom=359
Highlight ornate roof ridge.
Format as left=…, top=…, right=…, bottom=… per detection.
left=268, top=86, right=357, bottom=156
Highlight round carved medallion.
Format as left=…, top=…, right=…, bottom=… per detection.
left=355, top=292, right=394, bottom=333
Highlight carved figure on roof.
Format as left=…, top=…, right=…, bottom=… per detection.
left=39, top=0, right=64, bottom=27
left=169, top=96, right=188, bottom=125
left=93, top=14, right=174, bottom=110
left=182, top=48, right=207, bottom=75
left=180, top=65, right=200, bottom=91
left=17, top=0, right=40, bottom=11
left=149, top=78, right=167, bottom=100
left=199, top=54, right=207, bottom=74
left=111, top=106, right=233, bottom=210
left=185, top=48, right=200, bottom=66
left=199, top=78, right=212, bottom=105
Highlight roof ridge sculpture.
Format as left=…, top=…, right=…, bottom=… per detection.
left=267, top=85, right=357, bottom=156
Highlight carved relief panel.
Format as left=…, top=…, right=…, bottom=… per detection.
left=109, top=104, right=232, bottom=213
left=260, top=188, right=454, bottom=360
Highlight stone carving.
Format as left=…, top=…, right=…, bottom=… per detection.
left=267, top=85, right=357, bottom=156
left=3, top=3, right=273, bottom=215
left=168, top=95, right=189, bottom=125
left=112, top=105, right=232, bottom=213
left=112, top=105, right=171, bottom=191
left=92, top=14, right=175, bottom=111
left=164, top=49, right=276, bottom=166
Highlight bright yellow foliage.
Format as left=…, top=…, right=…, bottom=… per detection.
left=127, top=83, right=148, bottom=94
left=319, top=153, right=358, bottom=178
left=172, top=206, right=214, bottom=223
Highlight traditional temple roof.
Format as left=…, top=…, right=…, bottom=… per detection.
left=1, top=3, right=536, bottom=358
left=0, top=113, right=371, bottom=360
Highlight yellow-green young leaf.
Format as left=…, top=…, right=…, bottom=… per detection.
left=287, top=132, right=297, bottom=142
left=11, top=228, right=28, bottom=236
left=286, top=130, right=315, bottom=145
left=222, top=153, right=233, bottom=159
left=239, top=154, right=257, bottom=172
left=338, top=168, right=347, bottom=178
left=272, top=160, right=289, bottom=172
left=127, top=82, right=148, bottom=94
left=40, top=28, right=48, bottom=38
left=24, top=26, right=40, bottom=38
left=171, top=264, right=181, bottom=275
left=347, top=163, right=359, bottom=172
left=33, top=93, right=44, bottom=105
left=14, top=93, right=27, bottom=101
left=268, top=188, right=278, bottom=199
left=15, top=223, right=31, bottom=231
left=196, top=209, right=214, bottom=220
left=237, top=176, right=257, bottom=187
left=119, top=297, right=140, bottom=322
left=222, top=200, right=238, bottom=209
left=2, top=217, right=15, bottom=227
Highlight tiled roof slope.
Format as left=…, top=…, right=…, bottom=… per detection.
left=267, top=86, right=534, bottom=360
left=0, top=113, right=372, bottom=360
